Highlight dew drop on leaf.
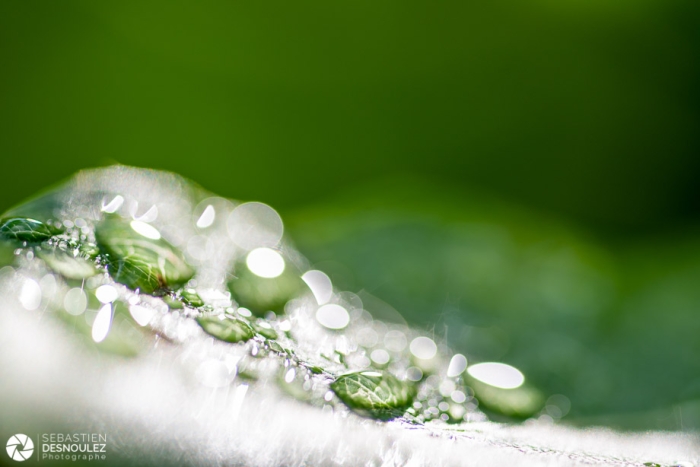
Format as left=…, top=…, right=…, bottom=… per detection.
left=0, top=217, right=62, bottom=243
left=331, top=371, right=416, bottom=420
left=95, top=214, right=194, bottom=294
left=196, top=315, right=255, bottom=343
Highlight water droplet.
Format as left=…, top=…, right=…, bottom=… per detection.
left=196, top=315, right=254, bottom=343
left=301, top=270, right=333, bottom=305
left=64, top=288, right=88, bottom=315
left=19, top=278, right=42, bottom=310
left=251, top=320, right=278, bottom=340
left=406, top=367, right=423, bottom=382
left=95, top=285, right=118, bottom=303
left=284, top=368, right=296, bottom=383
left=370, top=349, right=391, bottom=365
left=246, top=248, right=285, bottom=278
left=451, top=390, right=467, bottom=403
left=133, top=205, right=158, bottom=223
left=447, top=354, right=468, bottom=378
left=316, top=304, right=350, bottom=330
left=92, top=304, right=113, bottom=343
left=129, top=220, right=161, bottom=240
left=331, top=371, right=416, bottom=420
left=180, top=288, right=204, bottom=307
left=101, top=195, right=124, bottom=213
left=227, top=202, right=283, bottom=249
left=410, top=336, right=437, bottom=360
left=128, top=304, right=156, bottom=326
left=467, top=362, right=524, bottom=389
left=38, top=248, right=98, bottom=279
left=196, top=205, right=216, bottom=229
left=96, top=214, right=194, bottom=294
left=1, top=218, right=61, bottom=243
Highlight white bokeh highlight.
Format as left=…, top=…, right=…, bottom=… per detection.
left=467, top=362, right=525, bottom=389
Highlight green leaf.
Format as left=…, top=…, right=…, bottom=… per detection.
left=95, top=215, right=194, bottom=294
left=196, top=315, right=254, bottom=343
left=331, top=371, right=416, bottom=420
left=0, top=217, right=61, bottom=243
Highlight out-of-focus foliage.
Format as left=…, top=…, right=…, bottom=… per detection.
left=0, top=0, right=699, bottom=235
left=286, top=177, right=700, bottom=430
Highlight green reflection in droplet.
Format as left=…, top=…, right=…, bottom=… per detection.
left=467, top=375, right=544, bottom=419
left=179, top=288, right=204, bottom=308
left=228, top=263, right=303, bottom=316
left=38, top=247, right=99, bottom=280
left=95, top=214, right=194, bottom=294
left=267, top=340, right=285, bottom=354
left=250, top=320, right=278, bottom=340
left=0, top=217, right=62, bottom=243
left=331, top=371, right=416, bottom=420
left=196, top=314, right=254, bottom=343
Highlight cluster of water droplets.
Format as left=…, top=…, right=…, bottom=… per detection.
left=0, top=168, right=550, bottom=430
left=0, top=168, right=695, bottom=467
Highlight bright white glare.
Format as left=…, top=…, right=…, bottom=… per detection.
left=92, top=304, right=113, bottom=343
left=284, top=368, right=296, bottom=383
left=315, top=304, right=350, bottom=330
left=196, top=205, right=216, bottom=228
left=451, top=390, right=467, bottom=404
left=237, top=307, right=252, bottom=317
left=246, top=248, right=285, bottom=278
left=410, top=336, right=437, bottom=360
left=227, top=202, right=284, bottom=249
left=129, top=304, right=156, bottom=326
left=447, top=354, right=468, bottom=378
left=64, top=288, right=87, bottom=315
left=101, top=195, right=124, bottom=213
left=301, top=270, right=333, bottom=305
left=361, top=371, right=382, bottom=377
left=230, top=384, right=248, bottom=420
left=130, top=220, right=161, bottom=240
left=134, top=205, right=158, bottom=222
left=467, top=362, right=525, bottom=389
left=196, top=360, right=236, bottom=388
left=19, top=279, right=42, bottom=311
left=95, top=285, right=118, bottom=303
left=370, top=349, right=390, bottom=365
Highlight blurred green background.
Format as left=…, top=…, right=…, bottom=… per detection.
left=1, top=1, right=699, bottom=430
